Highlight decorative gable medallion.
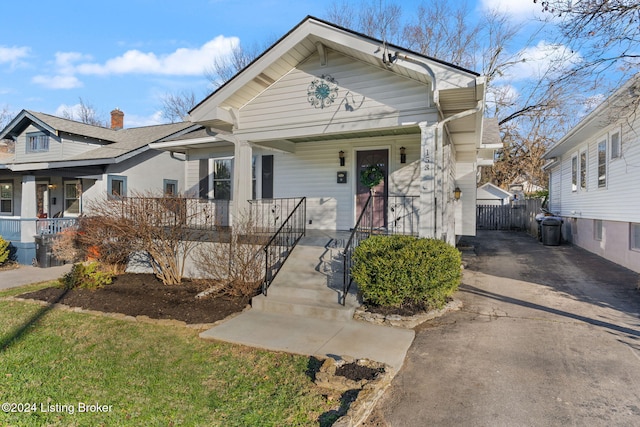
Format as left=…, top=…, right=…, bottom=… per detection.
left=307, top=74, right=339, bottom=109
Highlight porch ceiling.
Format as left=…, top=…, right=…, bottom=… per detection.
left=284, top=125, right=421, bottom=144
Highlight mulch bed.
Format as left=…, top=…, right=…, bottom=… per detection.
left=18, top=273, right=251, bottom=325
left=335, top=363, right=384, bottom=382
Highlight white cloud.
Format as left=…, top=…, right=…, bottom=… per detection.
left=0, top=45, right=30, bottom=67
left=124, top=111, right=166, bottom=127
left=32, top=74, right=83, bottom=89
left=480, top=0, right=543, bottom=21
left=75, top=35, right=239, bottom=76
left=500, top=41, right=582, bottom=82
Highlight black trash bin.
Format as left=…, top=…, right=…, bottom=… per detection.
left=35, top=235, right=63, bottom=268
left=541, top=217, right=562, bottom=246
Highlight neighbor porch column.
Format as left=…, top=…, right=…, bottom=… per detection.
left=20, top=175, right=37, bottom=242
left=232, top=139, right=253, bottom=221
left=419, top=122, right=437, bottom=238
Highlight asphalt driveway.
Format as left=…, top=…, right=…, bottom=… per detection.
left=366, top=230, right=640, bottom=427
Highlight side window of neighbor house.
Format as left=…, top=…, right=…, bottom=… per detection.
left=631, top=223, right=640, bottom=251
left=26, top=132, right=49, bottom=153
left=64, top=181, right=81, bottom=215
left=164, top=179, right=178, bottom=196
left=107, top=175, right=127, bottom=199
left=597, top=139, right=607, bottom=188
left=212, top=159, right=232, bottom=200
left=0, top=182, right=13, bottom=214
left=579, top=150, right=587, bottom=191
left=571, top=155, right=578, bottom=192
left=610, top=128, right=621, bottom=159
left=594, top=219, right=603, bottom=241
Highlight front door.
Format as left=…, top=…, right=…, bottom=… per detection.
left=36, top=183, right=49, bottom=218
left=356, top=149, right=388, bottom=229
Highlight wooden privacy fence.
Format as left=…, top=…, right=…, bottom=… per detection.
left=476, top=199, right=542, bottom=236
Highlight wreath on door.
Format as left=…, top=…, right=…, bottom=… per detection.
left=360, top=165, right=384, bottom=188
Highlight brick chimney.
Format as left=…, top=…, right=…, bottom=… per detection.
left=110, top=108, right=124, bottom=130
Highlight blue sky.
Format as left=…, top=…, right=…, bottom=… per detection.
left=0, top=0, right=546, bottom=128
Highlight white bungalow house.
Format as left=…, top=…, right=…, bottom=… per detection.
left=543, top=74, right=640, bottom=273
left=0, top=109, right=196, bottom=264
left=477, top=182, right=513, bottom=206
left=151, top=16, right=496, bottom=245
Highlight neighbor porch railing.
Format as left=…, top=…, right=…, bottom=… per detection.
left=341, top=194, right=419, bottom=305
left=260, top=197, right=306, bottom=296
left=36, top=218, right=79, bottom=235
left=118, top=197, right=231, bottom=229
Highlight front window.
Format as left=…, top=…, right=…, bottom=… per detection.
left=610, top=129, right=621, bottom=159
left=64, top=181, right=82, bottom=215
left=597, top=139, right=607, bottom=188
left=107, top=175, right=127, bottom=199
left=0, top=182, right=13, bottom=214
left=212, top=159, right=232, bottom=200
left=26, top=132, right=49, bottom=153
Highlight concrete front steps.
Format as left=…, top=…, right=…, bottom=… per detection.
left=250, top=230, right=359, bottom=322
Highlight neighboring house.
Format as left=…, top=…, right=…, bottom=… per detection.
left=0, top=109, right=196, bottom=264
left=151, top=16, right=497, bottom=245
left=543, top=74, right=640, bottom=273
left=477, top=183, right=512, bottom=206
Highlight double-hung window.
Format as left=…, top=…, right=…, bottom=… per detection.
left=64, top=180, right=82, bottom=215
left=26, top=132, right=49, bottom=153
left=0, top=182, right=13, bottom=214
left=610, top=128, right=621, bottom=160
left=212, top=159, right=232, bottom=200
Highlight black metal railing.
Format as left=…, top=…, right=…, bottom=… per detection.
left=342, top=194, right=419, bottom=305
left=261, top=197, right=306, bottom=296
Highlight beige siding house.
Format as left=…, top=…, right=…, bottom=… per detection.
left=152, top=16, right=496, bottom=244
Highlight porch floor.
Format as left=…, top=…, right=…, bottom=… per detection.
left=200, top=230, right=415, bottom=371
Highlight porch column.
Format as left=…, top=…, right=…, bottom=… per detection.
left=232, top=139, right=253, bottom=221
left=20, top=175, right=37, bottom=242
left=419, top=122, right=437, bottom=238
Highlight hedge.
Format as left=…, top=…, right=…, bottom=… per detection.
left=352, top=235, right=462, bottom=309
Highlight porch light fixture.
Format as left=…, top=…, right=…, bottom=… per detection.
left=339, top=150, right=345, bottom=166
left=48, top=184, right=57, bottom=190
left=400, top=146, right=406, bottom=164
left=454, top=186, right=462, bottom=201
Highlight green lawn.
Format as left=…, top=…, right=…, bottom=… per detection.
left=0, top=284, right=338, bottom=426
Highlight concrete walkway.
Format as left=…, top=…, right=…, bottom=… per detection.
left=0, top=264, right=72, bottom=290
left=200, top=231, right=415, bottom=371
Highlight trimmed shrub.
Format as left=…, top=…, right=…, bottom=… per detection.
left=352, top=235, right=462, bottom=309
left=0, top=236, right=9, bottom=265
left=59, top=262, right=114, bottom=290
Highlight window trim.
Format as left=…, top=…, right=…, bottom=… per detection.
left=26, top=132, right=50, bottom=153
left=107, top=175, right=127, bottom=199
left=63, top=180, right=82, bottom=216
left=163, top=179, right=178, bottom=196
left=610, top=127, right=621, bottom=160
left=0, top=181, right=13, bottom=215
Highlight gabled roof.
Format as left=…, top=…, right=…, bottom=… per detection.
left=544, top=73, right=640, bottom=159
left=478, top=182, right=512, bottom=199
left=0, top=109, right=198, bottom=169
left=190, top=15, right=484, bottom=131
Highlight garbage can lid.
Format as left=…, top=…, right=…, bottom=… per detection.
left=542, top=217, right=562, bottom=225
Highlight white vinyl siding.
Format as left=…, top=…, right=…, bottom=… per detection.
left=236, top=50, right=433, bottom=139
